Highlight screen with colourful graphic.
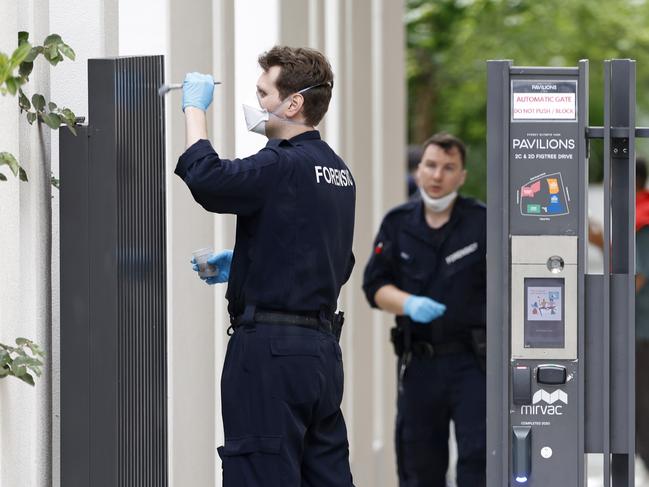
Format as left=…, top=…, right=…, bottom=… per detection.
left=524, top=277, right=565, bottom=348
left=519, top=172, right=569, bottom=217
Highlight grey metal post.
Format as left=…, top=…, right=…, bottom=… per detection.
left=487, top=60, right=586, bottom=487
left=60, top=56, right=168, bottom=487
left=578, top=59, right=590, bottom=486
left=606, top=59, right=636, bottom=487
left=488, top=58, right=639, bottom=487
left=603, top=60, right=612, bottom=486
left=487, top=59, right=513, bottom=487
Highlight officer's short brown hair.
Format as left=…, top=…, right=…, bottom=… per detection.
left=422, top=132, right=467, bottom=168
left=258, top=46, right=334, bottom=126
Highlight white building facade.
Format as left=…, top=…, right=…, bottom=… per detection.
left=0, top=1, right=405, bottom=486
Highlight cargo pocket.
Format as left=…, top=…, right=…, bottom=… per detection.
left=218, top=435, right=282, bottom=487
left=269, top=336, right=323, bottom=405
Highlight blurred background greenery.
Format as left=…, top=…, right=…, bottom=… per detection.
left=406, top=0, right=649, bottom=201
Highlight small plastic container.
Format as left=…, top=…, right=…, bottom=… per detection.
left=192, top=247, right=219, bottom=278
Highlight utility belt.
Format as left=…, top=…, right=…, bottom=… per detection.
left=230, top=304, right=344, bottom=342
left=392, top=318, right=486, bottom=392
left=390, top=319, right=485, bottom=360
left=390, top=333, right=470, bottom=358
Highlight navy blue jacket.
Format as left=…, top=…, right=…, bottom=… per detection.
left=362, top=196, right=486, bottom=344
left=175, top=131, right=356, bottom=317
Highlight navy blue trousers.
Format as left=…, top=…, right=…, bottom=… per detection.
left=396, top=352, right=486, bottom=487
left=218, top=322, right=355, bottom=487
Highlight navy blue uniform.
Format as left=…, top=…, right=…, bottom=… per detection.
left=362, top=196, right=486, bottom=487
left=176, top=131, right=355, bottom=487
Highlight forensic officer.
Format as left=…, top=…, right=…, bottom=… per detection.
left=175, top=46, right=356, bottom=487
left=362, top=133, right=486, bottom=487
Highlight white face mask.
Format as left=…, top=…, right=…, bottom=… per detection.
left=242, top=84, right=322, bottom=136
left=419, top=187, right=457, bottom=213
left=242, top=103, right=274, bottom=136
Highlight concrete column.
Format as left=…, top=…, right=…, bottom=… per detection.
left=0, top=0, right=108, bottom=484
left=211, top=1, right=236, bottom=483
left=279, top=0, right=310, bottom=46
left=278, top=0, right=328, bottom=138
left=367, top=1, right=405, bottom=485
left=341, top=0, right=380, bottom=483
left=278, top=0, right=324, bottom=48
left=0, top=1, right=56, bottom=485
left=280, top=0, right=404, bottom=485
left=167, top=0, right=216, bottom=485
left=308, top=0, right=326, bottom=51
left=335, top=0, right=404, bottom=484
left=19, top=3, right=53, bottom=484
left=0, top=3, right=32, bottom=487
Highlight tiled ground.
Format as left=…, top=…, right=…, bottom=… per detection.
left=586, top=454, right=649, bottom=487
left=444, top=422, right=649, bottom=486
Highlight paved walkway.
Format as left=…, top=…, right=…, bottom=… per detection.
left=586, top=454, right=649, bottom=486
left=444, top=422, right=649, bottom=486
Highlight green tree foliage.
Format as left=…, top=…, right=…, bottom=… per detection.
left=407, top=0, right=649, bottom=201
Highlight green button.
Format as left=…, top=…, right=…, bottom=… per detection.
left=527, top=204, right=541, bottom=214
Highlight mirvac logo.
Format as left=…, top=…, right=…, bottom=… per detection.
left=521, top=389, right=568, bottom=416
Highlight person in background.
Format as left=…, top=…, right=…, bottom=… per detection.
left=363, top=132, right=486, bottom=487
left=636, top=157, right=649, bottom=470
left=407, top=144, right=424, bottom=198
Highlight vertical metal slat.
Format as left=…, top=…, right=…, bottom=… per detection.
left=603, top=59, right=612, bottom=487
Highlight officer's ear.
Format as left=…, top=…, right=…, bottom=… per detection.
left=285, top=93, right=306, bottom=120
left=459, top=167, right=467, bottom=187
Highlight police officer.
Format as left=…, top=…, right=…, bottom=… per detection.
left=175, top=46, right=356, bottom=487
left=363, top=133, right=486, bottom=487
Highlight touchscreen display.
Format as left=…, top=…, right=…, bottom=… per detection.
left=524, top=277, right=565, bottom=348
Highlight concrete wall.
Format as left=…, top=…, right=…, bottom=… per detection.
left=1, top=0, right=405, bottom=485
left=0, top=1, right=117, bottom=486
left=153, top=1, right=406, bottom=485
left=124, top=2, right=405, bottom=486
left=323, top=1, right=405, bottom=484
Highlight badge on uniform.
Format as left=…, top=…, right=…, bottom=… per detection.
left=444, top=242, right=478, bottom=265
left=374, top=242, right=384, bottom=254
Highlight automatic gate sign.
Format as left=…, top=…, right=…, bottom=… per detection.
left=511, top=80, right=577, bottom=121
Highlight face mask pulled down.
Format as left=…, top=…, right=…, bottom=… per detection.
left=242, top=84, right=318, bottom=136
left=419, top=187, right=457, bottom=213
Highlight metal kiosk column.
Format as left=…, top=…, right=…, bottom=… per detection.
left=487, top=59, right=638, bottom=486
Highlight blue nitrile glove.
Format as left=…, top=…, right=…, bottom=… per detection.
left=191, top=249, right=233, bottom=285
left=403, top=295, right=446, bottom=323
left=182, top=72, right=215, bottom=112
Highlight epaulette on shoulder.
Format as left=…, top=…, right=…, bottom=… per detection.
left=266, top=138, right=293, bottom=148
left=461, top=196, right=486, bottom=211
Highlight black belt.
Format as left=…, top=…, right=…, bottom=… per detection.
left=230, top=308, right=344, bottom=340
left=397, top=340, right=471, bottom=394
left=410, top=340, right=469, bottom=358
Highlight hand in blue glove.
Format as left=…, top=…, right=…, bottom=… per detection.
left=191, top=249, right=233, bottom=285
left=182, top=72, right=215, bottom=112
left=403, top=295, right=446, bottom=323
